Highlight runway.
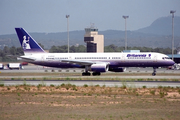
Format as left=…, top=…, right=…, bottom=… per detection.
left=2, top=80, right=180, bottom=88
left=1, top=65, right=179, bottom=74
left=1, top=65, right=180, bottom=88
left=1, top=65, right=180, bottom=79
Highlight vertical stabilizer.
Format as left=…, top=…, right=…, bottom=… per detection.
left=15, top=28, right=45, bottom=55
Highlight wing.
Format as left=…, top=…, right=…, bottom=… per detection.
left=61, top=59, right=95, bottom=66
left=61, top=60, right=110, bottom=67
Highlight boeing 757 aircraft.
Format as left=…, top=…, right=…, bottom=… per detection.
left=15, top=28, right=175, bottom=76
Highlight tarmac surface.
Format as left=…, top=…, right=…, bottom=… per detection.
left=1, top=65, right=179, bottom=73
left=1, top=65, right=180, bottom=79
left=1, top=65, right=180, bottom=88
left=2, top=80, right=180, bottom=88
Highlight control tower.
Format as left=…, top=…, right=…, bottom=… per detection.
left=84, top=26, right=104, bottom=53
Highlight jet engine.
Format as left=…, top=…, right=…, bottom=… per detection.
left=90, top=63, right=109, bottom=72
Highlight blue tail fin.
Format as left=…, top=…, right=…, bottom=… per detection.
left=15, top=28, right=45, bottom=55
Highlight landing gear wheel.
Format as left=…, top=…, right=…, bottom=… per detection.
left=152, top=67, right=157, bottom=76
left=82, top=72, right=91, bottom=76
left=152, top=72, right=156, bottom=76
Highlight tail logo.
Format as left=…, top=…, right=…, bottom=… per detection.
left=22, top=36, right=31, bottom=50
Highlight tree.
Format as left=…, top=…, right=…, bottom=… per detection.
left=70, top=45, right=76, bottom=53
left=76, top=45, right=86, bottom=52
left=16, top=47, right=23, bottom=55
left=38, top=43, right=45, bottom=49
left=49, top=45, right=57, bottom=53
left=3, top=46, right=9, bottom=54
left=10, top=46, right=16, bottom=55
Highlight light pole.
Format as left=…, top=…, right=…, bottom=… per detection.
left=66, top=15, right=70, bottom=53
left=170, top=10, right=175, bottom=61
left=122, top=16, right=129, bottom=50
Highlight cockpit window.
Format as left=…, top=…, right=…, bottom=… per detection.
left=162, top=57, right=170, bottom=60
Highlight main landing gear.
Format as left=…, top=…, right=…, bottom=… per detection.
left=152, top=67, right=157, bottom=76
left=82, top=66, right=91, bottom=76
left=82, top=72, right=101, bottom=76
left=82, top=66, right=101, bottom=76
left=81, top=66, right=101, bottom=76
left=82, top=72, right=91, bottom=76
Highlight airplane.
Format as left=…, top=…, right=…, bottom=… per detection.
left=15, top=28, right=175, bottom=76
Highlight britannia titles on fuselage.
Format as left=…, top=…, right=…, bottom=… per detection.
left=127, top=54, right=151, bottom=59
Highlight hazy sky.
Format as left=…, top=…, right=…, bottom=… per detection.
left=0, top=0, right=180, bottom=35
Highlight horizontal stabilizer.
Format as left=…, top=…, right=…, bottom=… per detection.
left=19, top=56, right=36, bottom=61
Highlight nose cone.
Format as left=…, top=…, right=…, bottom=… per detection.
left=170, top=60, right=175, bottom=66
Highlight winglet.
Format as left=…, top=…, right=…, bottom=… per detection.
left=15, top=28, right=45, bottom=55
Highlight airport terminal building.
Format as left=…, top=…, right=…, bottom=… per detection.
left=167, top=54, right=180, bottom=63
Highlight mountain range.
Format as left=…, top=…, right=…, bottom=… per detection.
left=0, top=16, right=180, bottom=49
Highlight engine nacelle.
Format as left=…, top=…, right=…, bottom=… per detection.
left=90, top=63, right=109, bottom=72
left=109, top=67, right=126, bottom=72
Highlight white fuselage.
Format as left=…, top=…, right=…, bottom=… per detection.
left=20, top=52, right=174, bottom=69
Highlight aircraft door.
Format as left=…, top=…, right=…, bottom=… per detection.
left=41, top=55, right=45, bottom=62
left=121, top=54, right=126, bottom=62
left=153, top=55, right=157, bottom=62
left=69, top=56, right=72, bottom=60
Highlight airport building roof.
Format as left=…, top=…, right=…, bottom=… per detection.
left=167, top=54, right=180, bottom=58
left=123, top=50, right=140, bottom=53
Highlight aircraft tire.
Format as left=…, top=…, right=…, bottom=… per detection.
left=152, top=73, right=156, bottom=76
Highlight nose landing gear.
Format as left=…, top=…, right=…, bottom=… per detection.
left=152, top=67, right=157, bottom=76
